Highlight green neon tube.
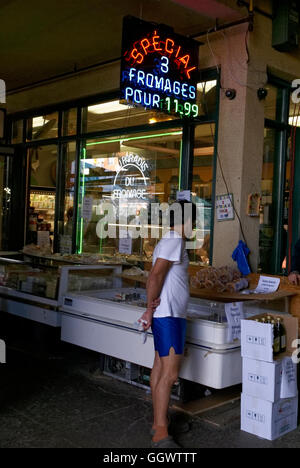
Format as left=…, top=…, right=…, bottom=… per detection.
left=77, top=146, right=86, bottom=254
left=86, top=131, right=182, bottom=147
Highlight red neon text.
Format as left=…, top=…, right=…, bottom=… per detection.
left=126, top=31, right=197, bottom=79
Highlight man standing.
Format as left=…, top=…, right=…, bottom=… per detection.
left=139, top=200, right=196, bottom=448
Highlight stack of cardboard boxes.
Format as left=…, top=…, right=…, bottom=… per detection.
left=240, top=313, right=299, bottom=440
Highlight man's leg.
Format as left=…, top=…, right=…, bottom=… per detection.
left=150, top=351, right=163, bottom=430
left=152, top=347, right=182, bottom=441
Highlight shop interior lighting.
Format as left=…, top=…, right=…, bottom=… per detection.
left=88, top=100, right=131, bottom=114
left=197, top=80, right=217, bottom=93
left=32, top=117, right=49, bottom=128
left=149, top=117, right=173, bottom=124
left=289, top=116, right=300, bottom=127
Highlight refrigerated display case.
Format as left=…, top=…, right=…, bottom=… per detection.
left=60, top=281, right=266, bottom=389
left=0, top=257, right=122, bottom=327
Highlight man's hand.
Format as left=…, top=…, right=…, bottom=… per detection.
left=288, top=272, right=300, bottom=286
left=138, top=309, right=153, bottom=331
left=138, top=298, right=161, bottom=331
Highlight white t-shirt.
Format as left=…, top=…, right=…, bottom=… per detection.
left=152, top=230, right=190, bottom=319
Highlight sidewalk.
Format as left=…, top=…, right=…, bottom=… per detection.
left=0, top=332, right=300, bottom=448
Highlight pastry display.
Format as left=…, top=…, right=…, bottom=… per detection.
left=122, top=266, right=149, bottom=277
left=190, top=266, right=248, bottom=293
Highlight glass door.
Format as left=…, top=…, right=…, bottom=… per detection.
left=0, top=153, right=13, bottom=251
left=26, top=145, right=57, bottom=253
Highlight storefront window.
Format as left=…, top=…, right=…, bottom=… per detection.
left=82, top=100, right=176, bottom=133
left=190, top=123, right=214, bottom=265
left=26, top=112, right=59, bottom=141
left=264, top=84, right=279, bottom=121
left=289, top=96, right=300, bottom=127
left=259, top=78, right=293, bottom=274
left=196, top=80, right=217, bottom=118
left=11, top=120, right=23, bottom=144
left=62, top=108, right=77, bottom=136
left=0, top=156, right=12, bottom=250
left=27, top=145, right=57, bottom=251
left=9, top=75, right=219, bottom=256
left=58, top=142, right=76, bottom=254
left=76, top=128, right=182, bottom=258
left=259, top=128, right=277, bottom=272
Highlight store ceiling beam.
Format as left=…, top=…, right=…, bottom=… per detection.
left=171, top=0, right=241, bottom=20
left=190, top=15, right=251, bottom=39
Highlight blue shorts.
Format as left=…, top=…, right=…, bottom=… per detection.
left=151, top=317, right=187, bottom=357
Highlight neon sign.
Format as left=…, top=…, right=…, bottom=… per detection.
left=120, top=16, right=199, bottom=118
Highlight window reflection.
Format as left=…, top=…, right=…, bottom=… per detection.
left=259, top=128, right=276, bottom=273
left=191, top=123, right=214, bottom=265
left=197, top=80, right=217, bottom=117
left=76, top=129, right=182, bottom=258
left=27, top=112, right=58, bottom=141
left=83, top=100, right=176, bottom=133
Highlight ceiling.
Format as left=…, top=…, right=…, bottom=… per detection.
left=0, top=0, right=242, bottom=91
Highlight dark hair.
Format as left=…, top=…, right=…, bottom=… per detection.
left=169, top=200, right=197, bottom=227
left=67, top=207, right=74, bottom=219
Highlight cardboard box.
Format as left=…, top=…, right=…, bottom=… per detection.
left=242, top=356, right=297, bottom=402
left=243, top=357, right=282, bottom=402
left=241, top=393, right=298, bottom=440
left=241, top=313, right=298, bottom=362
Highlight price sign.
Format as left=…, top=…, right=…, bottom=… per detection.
left=120, top=16, right=199, bottom=117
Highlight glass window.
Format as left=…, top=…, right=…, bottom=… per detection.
left=0, top=155, right=12, bottom=250
left=259, top=128, right=277, bottom=273
left=62, top=108, right=77, bottom=136
left=289, top=96, right=300, bottom=127
left=260, top=80, right=292, bottom=274
left=27, top=145, right=57, bottom=251
left=11, top=119, right=23, bottom=143
left=82, top=99, right=177, bottom=133
left=264, top=83, right=286, bottom=122
left=58, top=142, right=76, bottom=253
left=76, top=128, right=182, bottom=258
left=264, top=84, right=278, bottom=120
left=196, top=80, right=217, bottom=118
left=190, top=123, right=214, bottom=265
left=26, top=112, right=59, bottom=141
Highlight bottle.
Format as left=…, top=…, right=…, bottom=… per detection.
left=271, top=319, right=280, bottom=356
left=276, top=317, right=287, bottom=353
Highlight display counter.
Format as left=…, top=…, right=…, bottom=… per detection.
left=0, top=255, right=122, bottom=327
left=59, top=271, right=291, bottom=389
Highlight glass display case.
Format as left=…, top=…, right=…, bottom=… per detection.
left=0, top=255, right=123, bottom=327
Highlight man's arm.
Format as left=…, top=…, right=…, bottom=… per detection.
left=139, top=258, right=172, bottom=330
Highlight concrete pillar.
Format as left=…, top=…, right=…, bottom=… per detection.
left=199, top=25, right=265, bottom=271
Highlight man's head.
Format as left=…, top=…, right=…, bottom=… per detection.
left=169, top=200, right=197, bottom=238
